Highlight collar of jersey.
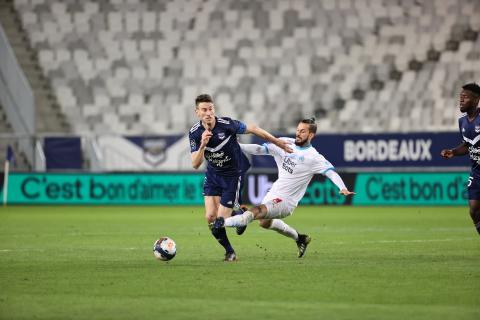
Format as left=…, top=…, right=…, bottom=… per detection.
left=295, top=144, right=311, bottom=150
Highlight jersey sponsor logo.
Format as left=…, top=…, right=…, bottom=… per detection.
left=468, top=146, right=480, bottom=163
left=205, top=151, right=232, bottom=167
left=282, top=157, right=296, bottom=174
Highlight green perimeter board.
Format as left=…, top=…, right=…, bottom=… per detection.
left=353, top=172, right=469, bottom=205
left=0, top=173, right=205, bottom=204
left=0, top=172, right=471, bottom=205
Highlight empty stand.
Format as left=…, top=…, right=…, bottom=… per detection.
left=12, top=0, right=480, bottom=134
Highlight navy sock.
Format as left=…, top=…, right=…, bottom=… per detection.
left=231, top=206, right=246, bottom=217
left=211, top=226, right=234, bottom=253
left=231, top=209, right=243, bottom=217
left=475, top=222, right=480, bottom=235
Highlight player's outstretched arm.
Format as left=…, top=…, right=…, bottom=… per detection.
left=325, top=170, right=355, bottom=196
left=245, top=124, right=293, bottom=153
left=440, top=142, right=468, bottom=158
left=239, top=143, right=269, bottom=155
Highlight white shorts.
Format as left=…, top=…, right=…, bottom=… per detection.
left=261, top=194, right=296, bottom=219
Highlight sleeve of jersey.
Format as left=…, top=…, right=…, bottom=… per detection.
left=324, top=170, right=347, bottom=190
left=240, top=143, right=270, bottom=155
left=262, top=142, right=283, bottom=156
left=234, top=120, right=247, bottom=134
left=458, top=118, right=465, bottom=143
left=188, top=132, right=200, bottom=153
left=313, top=155, right=334, bottom=174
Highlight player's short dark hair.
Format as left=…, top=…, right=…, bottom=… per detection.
left=300, top=117, right=317, bottom=134
left=195, top=94, right=213, bottom=106
left=462, top=83, right=480, bottom=96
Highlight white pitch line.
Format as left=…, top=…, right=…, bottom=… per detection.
left=367, top=238, right=474, bottom=244
left=329, top=237, right=474, bottom=245
left=0, top=247, right=142, bottom=253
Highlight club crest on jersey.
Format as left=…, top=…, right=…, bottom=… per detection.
left=190, top=139, right=196, bottom=149
left=475, top=125, right=480, bottom=133
left=218, top=132, right=226, bottom=140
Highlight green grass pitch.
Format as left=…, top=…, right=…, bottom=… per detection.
left=0, top=206, right=478, bottom=320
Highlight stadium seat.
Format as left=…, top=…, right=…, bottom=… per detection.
left=12, top=0, right=480, bottom=134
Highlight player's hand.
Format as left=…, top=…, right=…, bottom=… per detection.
left=339, top=189, right=355, bottom=196
left=200, top=129, right=213, bottom=147
left=440, top=149, right=454, bottom=158
left=275, top=138, right=293, bottom=153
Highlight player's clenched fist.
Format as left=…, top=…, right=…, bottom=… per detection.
left=440, top=149, right=454, bottom=158
left=200, top=129, right=213, bottom=147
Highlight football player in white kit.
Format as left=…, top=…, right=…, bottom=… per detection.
left=212, top=118, right=355, bottom=258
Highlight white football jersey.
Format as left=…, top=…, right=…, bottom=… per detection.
left=262, top=138, right=334, bottom=206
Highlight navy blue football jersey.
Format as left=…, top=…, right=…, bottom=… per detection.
left=189, top=117, right=251, bottom=176
left=459, top=113, right=480, bottom=175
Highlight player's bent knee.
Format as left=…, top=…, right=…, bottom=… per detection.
left=250, top=205, right=268, bottom=220
left=258, top=219, right=272, bottom=229
left=252, top=205, right=265, bottom=214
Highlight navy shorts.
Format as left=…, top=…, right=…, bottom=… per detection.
left=203, top=171, right=245, bottom=209
left=467, top=174, right=480, bottom=200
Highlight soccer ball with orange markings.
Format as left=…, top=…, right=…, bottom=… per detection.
left=153, top=237, right=176, bottom=261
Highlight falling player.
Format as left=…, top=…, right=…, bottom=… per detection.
left=441, top=82, right=480, bottom=236
left=213, top=117, right=355, bottom=257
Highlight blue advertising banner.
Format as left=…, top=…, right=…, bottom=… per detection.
left=251, top=132, right=467, bottom=169
left=44, top=137, right=83, bottom=170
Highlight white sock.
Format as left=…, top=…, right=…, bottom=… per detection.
left=269, top=219, right=298, bottom=240
left=224, top=211, right=254, bottom=227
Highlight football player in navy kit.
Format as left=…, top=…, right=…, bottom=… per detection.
left=441, top=83, right=480, bottom=236
left=189, top=94, right=292, bottom=261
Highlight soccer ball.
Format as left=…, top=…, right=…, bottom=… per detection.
left=153, top=237, right=176, bottom=261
